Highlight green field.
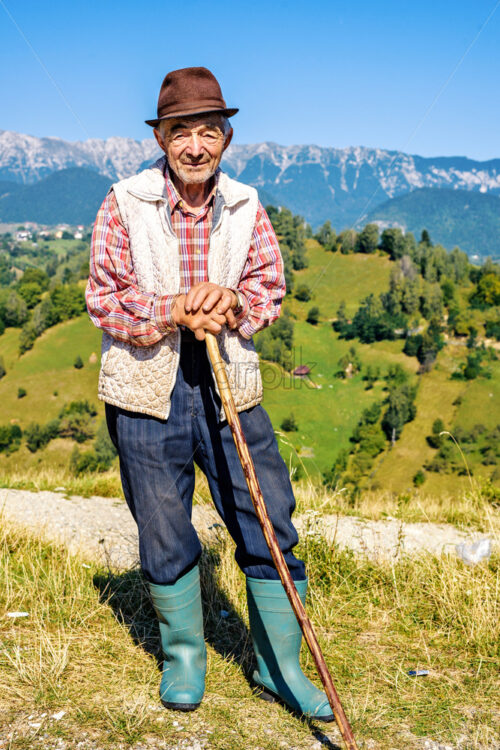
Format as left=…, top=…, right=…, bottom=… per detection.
left=287, top=239, right=393, bottom=319
left=0, top=235, right=498, bottom=494
left=0, top=317, right=102, bottom=425
left=0, top=317, right=103, bottom=478
left=261, top=320, right=417, bottom=477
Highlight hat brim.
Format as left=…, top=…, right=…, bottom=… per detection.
left=145, top=107, right=238, bottom=128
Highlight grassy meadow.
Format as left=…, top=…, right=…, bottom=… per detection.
left=0, top=512, right=498, bottom=750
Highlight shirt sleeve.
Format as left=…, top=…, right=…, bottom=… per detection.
left=234, top=201, right=285, bottom=339
left=85, top=190, right=178, bottom=346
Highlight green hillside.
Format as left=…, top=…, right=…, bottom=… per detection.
left=1, top=224, right=499, bottom=498
left=0, top=318, right=103, bottom=478
left=257, top=240, right=499, bottom=493
left=365, top=187, right=500, bottom=260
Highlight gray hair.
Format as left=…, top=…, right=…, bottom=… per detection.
left=156, top=113, right=231, bottom=140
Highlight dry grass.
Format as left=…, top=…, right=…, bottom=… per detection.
left=0, top=465, right=123, bottom=499
left=1, top=516, right=498, bottom=749
left=291, top=479, right=500, bottom=533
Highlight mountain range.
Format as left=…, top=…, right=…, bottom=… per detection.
left=1, top=130, right=499, bottom=257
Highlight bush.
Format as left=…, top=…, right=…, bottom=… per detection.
left=58, top=412, right=95, bottom=443
left=306, top=306, right=320, bottom=325
left=426, top=419, right=446, bottom=449
left=294, top=285, right=312, bottom=302
left=17, top=387, right=27, bottom=399
left=0, top=356, right=5, bottom=380
left=70, top=446, right=100, bottom=476
left=57, top=400, right=97, bottom=443
left=0, top=424, right=22, bottom=453
left=59, top=400, right=98, bottom=418
left=69, top=421, right=117, bottom=476
left=74, top=355, right=84, bottom=369
left=413, top=469, right=426, bottom=487
left=25, top=422, right=51, bottom=453
left=280, top=413, right=298, bottom=432
left=18, top=324, right=37, bottom=355
left=403, top=335, right=423, bottom=358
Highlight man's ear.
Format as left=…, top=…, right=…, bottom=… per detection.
left=223, top=127, right=233, bottom=152
left=153, top=128, right=167, bottom=153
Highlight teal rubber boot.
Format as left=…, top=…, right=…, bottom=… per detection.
left=149, top=566, right=206, bottom=711
left=246, top=576, right=333, bottom=722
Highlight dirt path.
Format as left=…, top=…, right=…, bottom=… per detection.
left=0, top=488, right=489, bottom=570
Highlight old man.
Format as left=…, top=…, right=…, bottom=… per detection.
left=86, top=66, right=332, bottom=722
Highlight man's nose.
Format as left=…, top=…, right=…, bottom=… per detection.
left=185, top=134, right=204, bottom=158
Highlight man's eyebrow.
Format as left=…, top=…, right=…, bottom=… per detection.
left=169, top=122, right=188, bottom=132
left=170, top=120, right=220, bottom=132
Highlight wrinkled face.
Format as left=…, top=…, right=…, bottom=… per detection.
left=154, top=114, right=232, bottom=186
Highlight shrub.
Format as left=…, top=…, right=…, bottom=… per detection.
left=403, top=334, right=423, bottom=358
left=58, top=412, right=95, bottom=443
left=18, top=324, right=37, bottom=355
left=294, top=285, right=312, bottom=302
left=74, top=355, right=84, bottom=369
left=25, top=422, right=51, bottom=453
left=306, top=306, right=320, bottom=325
left=413, top=469, right=426, bottom=487
left=426, top=419, right=446, bottom=449
left=59, top=400, right=97, bottom=418
left=69, top=421, right=117, bottom=476
left=280, top=413, right=298, bottom=432
left=0, top=356, right=5, bottom=379
left=0, top=424, right=22, bottom=453
left=58, top=400, right=98, bottom=443
left=70, top=446, right=100, bottom=476
left=17, top=387, right=27, bottom=399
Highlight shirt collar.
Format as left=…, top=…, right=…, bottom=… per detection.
left=164, top=163, right=220, bottom=214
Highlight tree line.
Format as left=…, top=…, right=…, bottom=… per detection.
left=254, top=206, right=311, bottom=369
left=0, top=399, right=117, bottom=475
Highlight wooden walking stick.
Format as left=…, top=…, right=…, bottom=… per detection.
left=205, top=332, right=359, bottom=750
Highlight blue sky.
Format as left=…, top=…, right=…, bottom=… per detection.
left=1, top=0, right=499, bottom=160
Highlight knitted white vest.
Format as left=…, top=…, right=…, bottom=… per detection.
left=98, top=156, right=263, bottom=420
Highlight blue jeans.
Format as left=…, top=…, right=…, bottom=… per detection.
left=105, top=334, right=305, bottom=585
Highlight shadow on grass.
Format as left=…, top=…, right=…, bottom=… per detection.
left=93, top=541, right=341, bottom=750
left=92, top=542, right=255, bottom=675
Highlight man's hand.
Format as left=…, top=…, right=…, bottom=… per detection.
left=172, top=292, right=229, bottom=341
left=184, top=282, right=239, bottom=330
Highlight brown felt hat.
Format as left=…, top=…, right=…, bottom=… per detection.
left=145, top=67, right=238, bottom=127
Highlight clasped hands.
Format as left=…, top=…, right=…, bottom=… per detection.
left=172, top=282, right=240, bottom=341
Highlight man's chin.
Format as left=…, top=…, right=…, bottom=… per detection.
left=176, top=165, right=215, bottom=185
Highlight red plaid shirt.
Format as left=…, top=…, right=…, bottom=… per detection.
left=86, top=166, right=285, bottom=346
